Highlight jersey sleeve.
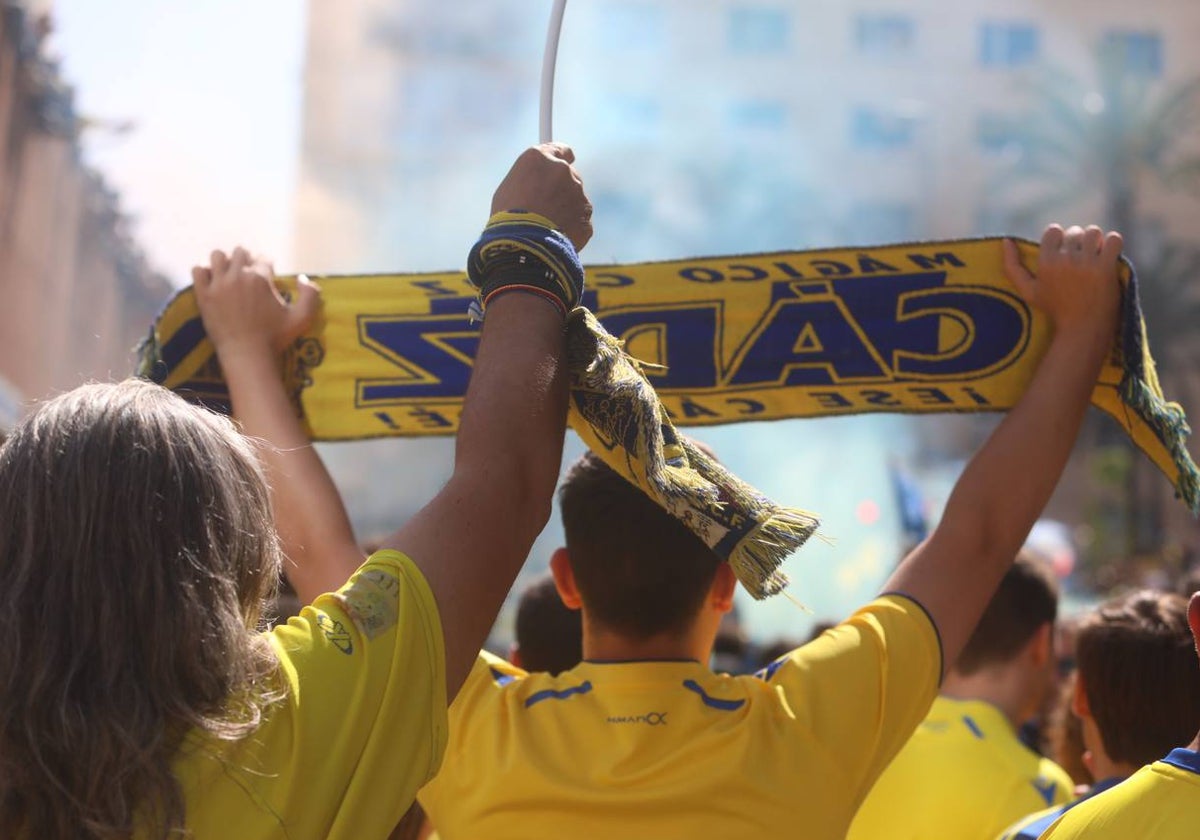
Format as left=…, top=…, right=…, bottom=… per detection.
left=269, top=549, right=448, bottom=835
left=755, top=593, right=942, bottom=798
left=419, top=650, right=527, bottom=814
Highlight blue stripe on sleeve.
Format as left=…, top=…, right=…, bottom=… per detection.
left=962, top=715, right=985, bottom=739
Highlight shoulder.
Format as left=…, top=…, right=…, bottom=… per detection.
left=997, top=803, right=1068, bottom=840
left=1033, top=758, right=1076, bottom=804
left=993, top=718, right=1073, bottom=803
left=756, top=594, right=942, bottom=693
left=269, top=550, right=445, bottom=692
left=207, top=552, right=451, bottom=829
left=753, top=596, right=943, bottom=791
left=1041, top=763, right=1194, bottom=838
left=975, top=713, right=1073, bottom=808
left=477, top=649, right=527, bottom=685
left=451, top=650, right=601, bottom=717
left=454, top=650, right=530, bottom=705
left=272, top=550, right=441, bottom=658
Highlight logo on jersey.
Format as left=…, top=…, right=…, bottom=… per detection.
left=606, top=712, right=669, bottom=726
left=315, top=612, right=353, bottom=655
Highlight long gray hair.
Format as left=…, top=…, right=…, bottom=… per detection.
left=0, top=380, right=285, bottom=838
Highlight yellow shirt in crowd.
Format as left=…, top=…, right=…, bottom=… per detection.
left=419, top=594, right=941, bottom=840
left=173, top=550, right=447, bottom=840
left=1040, top=749, right=1200, bottom=839
left=848, top=695, right=1074, bottom=840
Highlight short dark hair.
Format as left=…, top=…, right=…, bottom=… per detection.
left=956, top=551, right=1059, bottom=674
left=558, top=452, right=722, bottom=638
left=1076, top=589, right=1200, bottom=767
left=514, top=574, right=583, bottom=675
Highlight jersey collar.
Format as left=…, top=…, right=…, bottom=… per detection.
left=573, top=659, right=709, bottom=685
left=1162, top=747, right=1200, bottom=776
left=929, top=695, right=1016, bottom=737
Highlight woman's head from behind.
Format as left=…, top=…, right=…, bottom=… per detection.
left=0, top=379, right=283, bottom=838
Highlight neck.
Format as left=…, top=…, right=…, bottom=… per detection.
left=1190, top=732, right=1200, bottom=753
left=940, top=665, right=1037, bottom=730
left=1090, top=755, right=1139, bottom=782
left=582, top=616, right=713, bottom=664
left=1081, top=716, right=1137, bottom=781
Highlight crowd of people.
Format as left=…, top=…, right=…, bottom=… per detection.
left=0, top=144, right=1196, bottom=839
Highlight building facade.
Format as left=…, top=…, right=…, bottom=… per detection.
left=297, top=0, right=1200, bottom=265
left=296, top=0, right=1200, bottom=593
left=0, top=1, right=172, bottom=421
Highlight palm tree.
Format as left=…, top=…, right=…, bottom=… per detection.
left=997, top=52, right=1200, bottom=270
left=992, top=50, right=1200, bottom=565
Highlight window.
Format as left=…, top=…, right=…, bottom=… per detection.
left=1103, top=30, right=1163, bottom=77
left=976, top=113, right=1023, bottom=155
left=853, top=203, right=915, bottom=242
left=980, top=22, right=1039, bottom=67
left=368, top=11, right=530, bottom=60
left=856, top=15, right=914, bottom=57
left=729, top=99, right=787, bottom=131
left=852, top=108, right=915, bottom=150
left=728, top=7, right=789, bottom=54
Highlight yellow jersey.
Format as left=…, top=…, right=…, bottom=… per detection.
left=848, top=695, right=1074, bottom=840
left=419, top=594, right=941, bottom=840
left=1039, top=749, right=1200, bottom=839
left=174, top=550, right=447, bottom=840
left=996, top=777, right=1123, bottom=840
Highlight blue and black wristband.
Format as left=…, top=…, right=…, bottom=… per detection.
left=467, top=211, right=584, bottom=318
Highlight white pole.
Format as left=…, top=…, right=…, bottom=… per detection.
left=539, top=0, right=568, bottom=143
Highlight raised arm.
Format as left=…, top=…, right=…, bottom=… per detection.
left=194, top=145, right=590, bottom=699
left=380, top=144, right=591, bottom=697
left=885, top=224, right=1122, bottom=676
left=193, top=253, right=362, bottom=606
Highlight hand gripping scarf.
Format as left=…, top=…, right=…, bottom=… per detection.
left=139, top=239, right=1199, bottom=597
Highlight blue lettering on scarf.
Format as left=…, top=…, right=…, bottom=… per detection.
left=351, top=262, right=1030, bottom=407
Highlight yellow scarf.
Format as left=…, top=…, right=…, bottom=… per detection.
left=140, top=238, right=1199, bottom=593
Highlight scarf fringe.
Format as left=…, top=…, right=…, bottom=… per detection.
left=567, top=308, right=820, bottom=600
left=134, top=327, right=164, bottom=382
left=727, top=508, right=822, bottom=600
left=1117, top=270, right=1200, bottom=515
left=1119, top=375, right=1200, bottom=514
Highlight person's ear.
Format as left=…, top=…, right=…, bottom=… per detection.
left=1028, top=621, right=1053, bottom=667
left=711, top=563, right=737, bottom=613
left=550, top=547, right=583, bottom=610
left=1071, top=671, right=1090, bottom=719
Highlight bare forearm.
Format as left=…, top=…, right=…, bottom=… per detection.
left=456, top=295, right=568, bottom=527
left=387, top=293, right=568, bottom=696
left=940, top=330, right=1106, bottom=559
left=888, top=327, right=1109, bottom=670
left=222, top=346, right=362, bottom=604
left=886, top=227, right=1122, bottom=674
